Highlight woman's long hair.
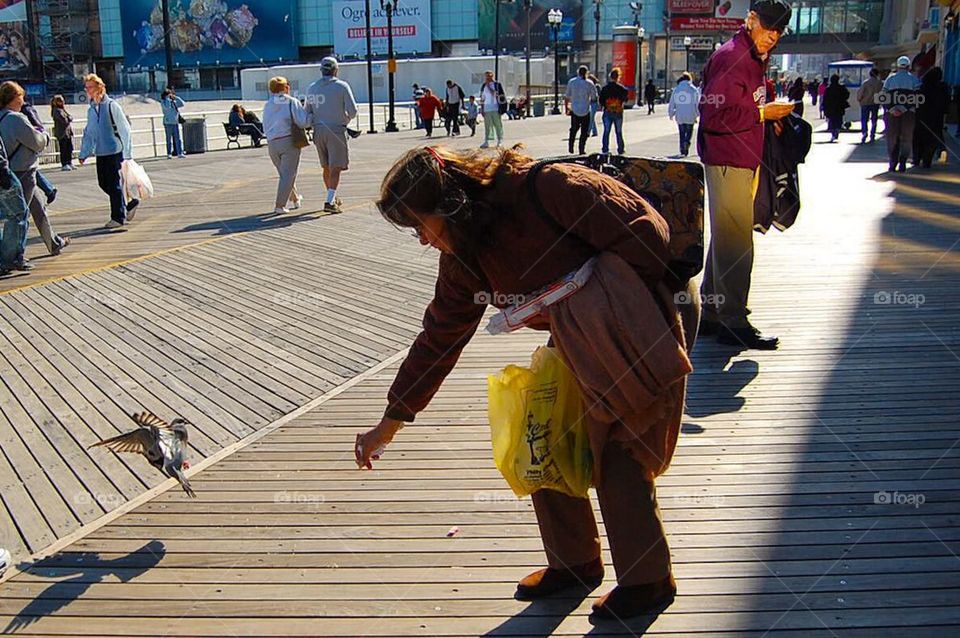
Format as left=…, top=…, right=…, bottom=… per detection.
left=376, top=145, right=531, bottom=257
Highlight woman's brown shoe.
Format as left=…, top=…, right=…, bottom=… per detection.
left=590, top=574, right=677, bottom=619
left=514, top=557, right=604, bottom=600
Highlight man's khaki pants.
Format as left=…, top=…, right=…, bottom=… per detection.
left=700, top=164, right=756, bottom=330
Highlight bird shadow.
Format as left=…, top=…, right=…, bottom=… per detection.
left=3, top=540, right=165, bottom=633
left=685, top=358, right=760, bottom=418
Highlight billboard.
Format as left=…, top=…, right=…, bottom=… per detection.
left=121, top=0, right=297, bottom=68
left=0, top=0, right=28, bottom=76
left=332, top=0, right=431, bottom=57
left=671, top=0, right=750, bottom=31
left=669, top=0, right=713, bottom=14
left=478, top=0, right=581, bottom=53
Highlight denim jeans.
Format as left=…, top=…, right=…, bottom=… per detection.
left=589, top=103, right=598, bottom=135
left=678, top=123, right=694, bottom=155
left=36, top=170, right=55, bottom=197
left=164, top=123, right=183, bottom=156
left=860, top=105, right=879, bottom=140
left=601, top=111, right=624, bottom=154
left=0, top=172, right=28, bottom=267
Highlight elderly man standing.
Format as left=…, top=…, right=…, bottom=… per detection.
left=697, top=0, right=795, bottom=350
left=304, top=57, right=358, bottom=214
left=881, top=56, right=921, bottom=173
left=565, top=66, right=597, bottom=155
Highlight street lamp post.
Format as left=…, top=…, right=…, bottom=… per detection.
left=524, top=0, right=532, bottom=118
left=381, top=0, right=399, bottom=132
left=683, top=35, right=692, bottom=73
left=593, top=0, right=604, bottom=74
left=364, top=0, right=376, bottom=133
left=630, top=2, right=644, bottom=107
left=161, top=0, right=174, bottom=86
left=547, top=8, right=563, bottom=115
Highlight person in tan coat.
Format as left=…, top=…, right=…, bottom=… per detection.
left=356, top=145, right=698, bottom=619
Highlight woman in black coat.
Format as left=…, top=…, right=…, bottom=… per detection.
left=913, top=66, right=949, bottom=169
left=787, top=77, right=805, bottom=117
left=822, top=74, right=849, bottom=142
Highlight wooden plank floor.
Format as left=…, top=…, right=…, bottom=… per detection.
left=0, top=117, right=958, bottom=635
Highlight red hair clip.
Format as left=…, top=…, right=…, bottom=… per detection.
left=425, top=146, right=446, bottom=168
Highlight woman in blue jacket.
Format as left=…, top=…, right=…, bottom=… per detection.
left=78, top=73, right=137, bottom=229
left=160, top=88, right=186, bottom=159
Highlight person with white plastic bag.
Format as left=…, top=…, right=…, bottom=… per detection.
left=78, top=73, right=138, bottom=229
left=0, top=81, right=69, bottom=268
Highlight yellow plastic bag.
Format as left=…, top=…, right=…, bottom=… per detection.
left=487, top=347, right=592, bottom=498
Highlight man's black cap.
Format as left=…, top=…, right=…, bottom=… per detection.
left=751, top=0, right=792, bottom=33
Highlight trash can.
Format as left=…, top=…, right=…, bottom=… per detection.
left=533, top=99, right=545, bottom=117
left=182, top=118, right=207, bottom=155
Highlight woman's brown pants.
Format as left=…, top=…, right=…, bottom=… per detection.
left=530, top=442, right=672, bottom=587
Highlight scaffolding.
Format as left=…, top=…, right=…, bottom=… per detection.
left=30, top=0, right=99, bottom=96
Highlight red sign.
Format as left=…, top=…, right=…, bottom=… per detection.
left=611, top=37, right=638, bottom=103
left=668, top=0, right=713, bottom=14
left=671, top=16, right=743, bottom=30
left=346, top=25, right=417, bottom=39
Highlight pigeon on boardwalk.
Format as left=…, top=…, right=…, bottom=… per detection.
left=90, top=411, right=196, bottom=497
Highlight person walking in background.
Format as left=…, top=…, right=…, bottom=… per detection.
left=417, top=88, right=443, bottom=138
left=0, top=81, right=69, bottom=266
left=78, top=73, right=138, bottom=229
left=160, top=88, right=186, bottom=159
left=479, top=70, right=506, bottom=148
left=262, top=76, right=310, bottom=215
left=565, top=66, right=596, bottom=155
left=668, top=72, right=700, bottom=157
left=818, top=80, right=827, bottom=118
left=599, top=68, right=629, bottom=155
left=644, top=79, right=659, bottom=114
left=464, top=94, right=479, bottom=137
left=443, top=79, right=464, bottom=137
left=822, top=74, right=849, bottom=142
left=0, top=114, right=30, bottom=274
left=787, top=77, right=805, bottom=116
left=20, top=94, right=58, bottom=205
left=856, top=68, right=882, bottom=143
left=412, top=83, right=424, bottom=129
left=697, top=0, right=794, bottom=350
left=587, top=74, right=601, bottom=137
left=809, top=77, right=820, bottom=106
left=50, top=95, right=75, bottom=170
left=881, top=56, right=921, bottom=172
left=913, top=66, right=949, bottom=169
left=304, top=57, right=358, bottom=215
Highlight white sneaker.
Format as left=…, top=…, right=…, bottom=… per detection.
left=104, top=220, right=123, bottom=229
left=166, top=155, right=173, bottom=159
left=0, top=547, right=10, bottom=578
left=178, top=154, right=187, bottom=159
left=61, top=165, right=72, bottom=172
left=273, top=206, right=289, bottom=215
left=288, top=197, right=302, bottom=211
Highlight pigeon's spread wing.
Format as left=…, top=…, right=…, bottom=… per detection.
left=90, top=428, right=154, bottom=455
left=129, top=411, right=172, bottom=430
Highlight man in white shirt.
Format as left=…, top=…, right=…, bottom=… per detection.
left=444, top=79, right=465, bottom=136
left=880, top=56, right=921, bottom=172
left=479, top=70, right=505, bottom=148
left=565, top=66, right=597, bottom=154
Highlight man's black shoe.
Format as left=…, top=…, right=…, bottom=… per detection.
left=897, top=160, right=907, bottom=172
left=699, top=318, right=721, bottom=337
left=12, top=260, right=33, bottom=271
left=717, top=325, right=779, bottom=350
left=47, top=188, right=58, bottom=205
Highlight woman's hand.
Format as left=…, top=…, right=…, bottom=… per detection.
left=355, top=417, right=403, bottom=469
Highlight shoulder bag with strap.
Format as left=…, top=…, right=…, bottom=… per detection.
left=105, top=100, right=126, bottom=155
left=288, top=97, right=310, bottom=149
left=171, top=98, right=186, bottom=125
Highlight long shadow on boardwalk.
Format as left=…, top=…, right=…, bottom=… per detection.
left=3, top=540, right=165, bottom=634
left=746, top=154, right=960, bottom=634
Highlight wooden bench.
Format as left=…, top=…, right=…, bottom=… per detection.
left=223, top=122, right=263, bottom=148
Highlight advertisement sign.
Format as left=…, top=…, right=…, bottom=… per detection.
left=478, top=0, right=582, bottom=53
left=670, top=0, right=750, bottom=31
left=669, top=0, right=713, bottom=14
left=121, top=0, right=297, bottom=67
left=611, top=30, right=638, bottom=103
left=0, top=0, right=28, bottom=76
left=333, top=0, right=431, bottom=57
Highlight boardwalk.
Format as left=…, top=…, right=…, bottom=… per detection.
left=0, top=113, right=958, bottom=636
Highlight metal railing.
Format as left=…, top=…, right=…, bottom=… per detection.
left=40, top=104, right=419, bottom=164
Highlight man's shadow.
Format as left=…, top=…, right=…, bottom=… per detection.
left=3, top=540, right=165, bottom=633
left=481, top=594, right=591, bottom=637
